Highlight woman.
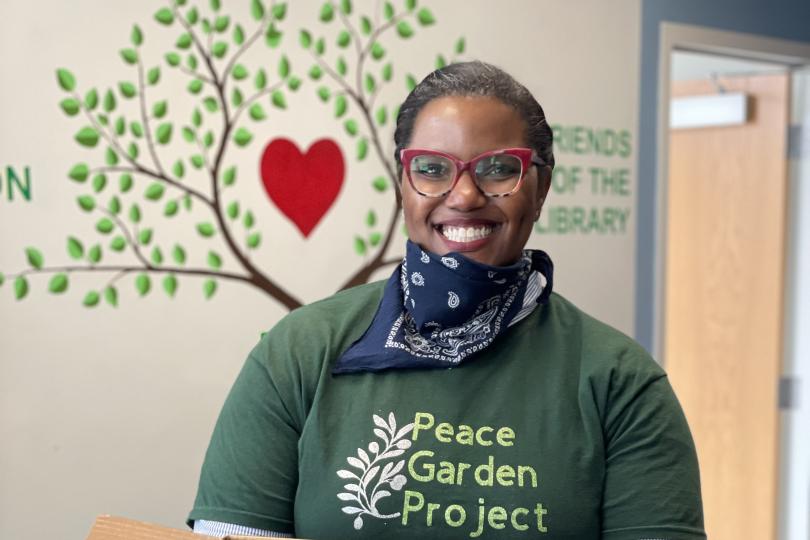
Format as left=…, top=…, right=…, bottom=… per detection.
left=189, top=61, right=705, bottom=539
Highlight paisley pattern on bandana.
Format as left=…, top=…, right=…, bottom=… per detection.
left=332, top=240, right=554, bottom=374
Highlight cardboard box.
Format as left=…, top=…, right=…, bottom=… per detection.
left=85, top=515, right=303, bottom=540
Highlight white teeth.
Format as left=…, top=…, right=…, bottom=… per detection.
left=441, top=225, right=493, bottom=243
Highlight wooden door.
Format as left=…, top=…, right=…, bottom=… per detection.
left=665, top=73, right=790, bottom=540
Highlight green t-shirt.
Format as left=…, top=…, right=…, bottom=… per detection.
left=189, top=281, right=705, bottom=539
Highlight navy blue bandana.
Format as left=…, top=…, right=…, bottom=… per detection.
left=333, top=241, right=553, bottom=374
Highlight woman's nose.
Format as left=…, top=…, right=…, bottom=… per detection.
left=445, top=171, right=487, bottom=210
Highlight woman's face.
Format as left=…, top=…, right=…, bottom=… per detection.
left=401, top=95, right=550, bottom=267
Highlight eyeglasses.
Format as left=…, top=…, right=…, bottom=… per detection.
left=400, top=147, right=547, bottom=198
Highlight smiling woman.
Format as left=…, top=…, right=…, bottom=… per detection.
left=188, top=62, right=706, bottom=540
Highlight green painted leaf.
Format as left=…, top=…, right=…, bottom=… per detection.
left=108, top=195, right=121, bottom=214
left=197, top=222, right=216, bottom=237
left=0, top=273, right=4, bottom=287
left=92, top=173, right=107, bottom=193
left=300, top=29, right=312, bottom=48
left=340, top=0, right=352, bottom=15
left=247, top=232, right=261, bottom=248
left=317, top=86, right=330, bottom=102
left=96, top=218, right=114, bottom=234
left=75, top=127, right=100, bottom=147
left=232, top=64, right=248, bottom=80
left=369, top=231, right=382, bottom=246
left=191, top=108, right=202, bottom=127
left=320, top=2, right=334, bottom=22
left=334, top=95, right=347, bottom=117
left=365, top=73, right=376, bottom=93
left=156, top=123, right=173, bottom=144
left=119, top=174, right=133, bottom=193
left=344, top=119, right=358, bottom=136
left=110, top=236, right=126, bottom=252
left=231, top=87, right=243, bottom=106
left=396, top=20, right=414, bottom=39
left=190, top=155, right=205, bottom=169
left=14, top=276, right=28, bottom=300
left=383, top=2, right=394, bottom=20
left=251, top=0, right=264, bottom=20
left=278, top=55, right=290, bottom=78
left=203, top=131, right=214, bottom=147
left=271, top=90, right=287, bottom=109
left=337, top=30, right=350, bottom=48
left=172, top=244, right=186, bottom=264
left=233, top=127, right=252, bottom=146
left=254, top=68, right=267, bottom=89
left=169, top=160, right=183, bottom=179
left=87, top=244, right=102, bottom=263
left=129, top=24, right=143, bottom=47
left=212, top=41, right=228, bottom=58
left=120, top=48, right=138, bottom=65
left=154, top=7, right=174, bottom=25
left=104, top=286, right=118, bottom=307
left=147, top=66, right=161, bottom=85
left=372, top=176, right=388, bottom=192
left=308, top=65, right=322, bottom=80
left=182, top=126, right=196, bottom=142
left=186, top=6, right=198, bottom=24
left=130, top=122, right=144, bottom=138
left=288, top=76, right=302, bottom=91
left=207, top=251, right=222, bottom=269
left=83, top=291, right=100, bottom=307
left=104, top=89, right=117, bottom=112
left=144, top=182, right=165, bottom=200
left=69, top=163, right=89, bottom=182
left=360, top=16, right=372, bottom=35
left=227, top=201, right=239, bottom=219
left=265, top=24, right=282, bottom=47
left=128, top=142, right=139, bottom=160
left=357, top=138, right=368, bottom=160
left=233, top=24, right=245, bottom=45
left=210, top=0, right=221, bottom=11
left=25, top=247, right=44, bottom=269
left=48, top=273, right=69, bottom=294
left=243, top=210, right=255, bottom=228
left=436, top=54, right=447, bottom=69
left=138, top=228, right=153, bottom=245
left=366, top=209, right=377, bottom=227
left=455, top=36, right=466, bottom=54
left=222, top=166, right=237, bottom=186
left=129, top=203, right=141, bottom=223
left=59, top=98, right=80, bottom=116
left=114, top=116, right=126, bottom=136
left=376, top=105, right=387, bottom=125
left=406, top=0, right=417, bottom=9
left=183, top=194, right=192, bottom=210
left=203, top=279, right=217, bottom=299
left=135, top=273, right=150, bottom=296
left=77, top=195, right=95, bottom=212
left=56, top=68, right=76, bottom=91
left=85, top=88, right=99, bottom=109
left=188, top=79, right=203, bottom=94
left=336, top=56, right=347, bottom=75
left=176, top=33, right=192, bottom=49
left=371, top=42, right=385, bottom=60
left=105, top=147, right=119, bottom=166
left=406, top=73, right=417, bottom=91
left=164, top=200, right=179, bottom=216
left=214, top=15, right=230, bottom=32
left=150, top=101, right=167, bottom=120
left=315, top=37, right=325, bottom=55
left=272, top=2, right=287, bottom=19
left=417, top=7, right=435, bottom=25
left=118, top=81, right=136, bottom=98
left=382, top=63, right=393, bottom=81
left=151, top=246, right=163, bottom=265
left=163, top=274, right=178, bottom=297
left=165, top=52, right=181, bottom=66
left=354, top=235, right=367, bottom=255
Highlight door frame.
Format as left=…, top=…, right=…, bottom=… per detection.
left=653, top=22, right=810, bottom=540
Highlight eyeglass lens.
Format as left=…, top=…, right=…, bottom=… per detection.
left=409, top=153, right=523, bottom=195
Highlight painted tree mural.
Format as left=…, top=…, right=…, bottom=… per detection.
left=0, top=0, right=464, bottom=310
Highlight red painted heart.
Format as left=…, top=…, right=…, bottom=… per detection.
left=260, top=137, right=345, bottom=237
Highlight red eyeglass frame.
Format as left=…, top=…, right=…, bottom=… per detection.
left=399, top=147, right=547, bottom=198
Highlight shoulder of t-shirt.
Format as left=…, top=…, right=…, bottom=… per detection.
left=544, top=292, right=665, bottom=380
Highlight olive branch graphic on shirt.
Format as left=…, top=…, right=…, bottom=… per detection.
left=336, top=412, right=414, bottom=530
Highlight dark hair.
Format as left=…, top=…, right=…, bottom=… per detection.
left=393, top=60, right=555, bottom=178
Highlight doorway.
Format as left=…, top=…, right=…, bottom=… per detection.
left=656, top=23, right=810, bottom=540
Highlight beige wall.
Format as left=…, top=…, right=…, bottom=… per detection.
left=0, top=1, right=641, bottom=538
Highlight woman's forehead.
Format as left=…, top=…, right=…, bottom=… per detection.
left=409, top=96, right=528, bottom=155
